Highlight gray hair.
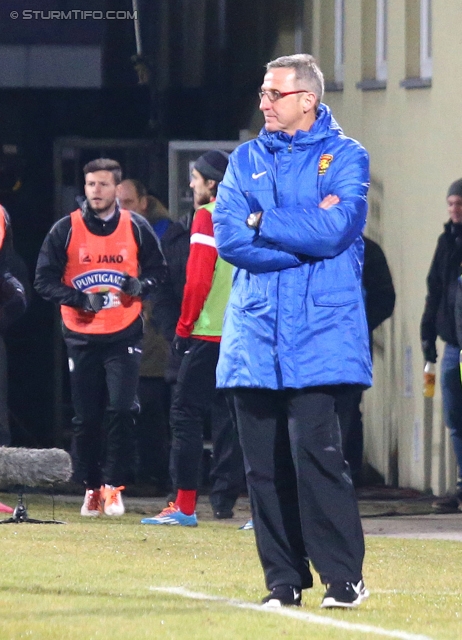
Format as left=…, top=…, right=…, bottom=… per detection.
left=266, top=54, right=324, bottom=107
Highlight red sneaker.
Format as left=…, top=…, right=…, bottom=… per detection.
left=0, top=501, right=13, bottom=514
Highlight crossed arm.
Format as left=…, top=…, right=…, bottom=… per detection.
left=213, top=146, right=368, bottom=272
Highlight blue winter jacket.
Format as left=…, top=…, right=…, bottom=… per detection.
left=213, top=104, right=372, bottom=390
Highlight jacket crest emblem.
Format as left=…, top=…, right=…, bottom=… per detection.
left=318, top=154, right=334, bottom=175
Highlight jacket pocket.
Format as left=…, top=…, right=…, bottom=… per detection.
left=230, top=271, right=270, bottom=310
left=231, top=299, right=267, bottom=312
left=312, top=287, right=358, bottom=307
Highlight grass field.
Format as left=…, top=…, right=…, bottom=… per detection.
left=0, top=493, right=460, bottom=640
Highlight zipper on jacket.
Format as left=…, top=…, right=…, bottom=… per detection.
left=288, top=144, right=292, bottom=153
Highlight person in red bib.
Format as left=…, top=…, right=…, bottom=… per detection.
left=0, top=205, right=28, bottom=449
left=35, top=158, right=166, bottom=517
left=0, top=204, right=27, bottom=515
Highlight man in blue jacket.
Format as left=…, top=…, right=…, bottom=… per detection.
left=213, top=54, right=371, bottom=609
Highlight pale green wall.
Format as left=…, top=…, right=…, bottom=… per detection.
left=320, top=0, right=462, bottom=492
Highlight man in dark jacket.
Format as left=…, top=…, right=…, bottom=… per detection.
left=422, top=178, right=462, bottom=512
left=117, top=178, right=172, bottom=491
left=0, top=203, right=27, bottom=515
left=143, top=150, right=244, bottom=526
left=336, top=236, right=395, bottom=485
left=0, top=206, right=27, bottom=449
left=0, top=266, right=27, bottom=498
left=153, top=209, right=193, bottom=383
left=149, top=209, right=193, bottom=496
left=35, top=158, right=166, bottom=517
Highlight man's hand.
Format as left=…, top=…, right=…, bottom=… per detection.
left=171, top=333, right=192, bottom=357
left=82, top=292, right=106, bottom=313
left=0, top=274, right=25, bottom=304
left=319, top=194, right=340, bottom=209
left=121, top=273, right=143, bottom=297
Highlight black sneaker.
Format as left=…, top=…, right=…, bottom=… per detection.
left=213, top=509, right=234, bottom=520
left=431, top=494, right=462, bottom=514
left=321, top=580, right=369, bottom=609
left=261, top=585, right=301, bottom=608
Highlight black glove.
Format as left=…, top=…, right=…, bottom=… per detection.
left=82, top=292, right=105, bottom=313
left=0, top=273, right=25, bottom=305
left=171, top=333, right=192, bottom=357
left=0, top=273, right=27, bottom=331
left=421, top=340, right=437, bottom=363
left=121, top=273, right=143, bottom=297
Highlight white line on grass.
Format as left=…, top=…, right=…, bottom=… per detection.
left=375, top=589, right=460, bottom=597
left=150, top=586, right=434, bottom=640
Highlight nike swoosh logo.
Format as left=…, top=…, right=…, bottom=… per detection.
left=351, top=581, right=363, bottom=595
left=252, top=171, right=267, bottom=179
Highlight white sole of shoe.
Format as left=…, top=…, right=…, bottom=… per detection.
left=104, top=509, right=125, bottom=516
left=261, top=599, right=283, bottom=608
left=321, top=589, right=370, bottom=609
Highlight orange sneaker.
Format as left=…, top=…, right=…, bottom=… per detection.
left=80, top=489, right=103, bottom=517
left=102, top=485, right=125, bottom=516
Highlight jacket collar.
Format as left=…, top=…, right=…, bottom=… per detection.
left=259, top=103, right=343, bottom=151
left=81, top=199, right=120, bottom=224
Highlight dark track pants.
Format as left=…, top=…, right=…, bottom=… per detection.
left=336, top=385, right=364, bottom=481
left=170, top=339, right=244, bottom=512
left=136, top=376, right=171, bottom=487
left=0, top=336, right=10, bottom=446
left=67, top=338, right=143, bottom=488
left=233, top=387, right=365, bottom=589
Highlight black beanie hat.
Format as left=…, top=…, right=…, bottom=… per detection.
left=447, top=179, right=462, bottom=199
left=194, top=150, right=229, bottom=183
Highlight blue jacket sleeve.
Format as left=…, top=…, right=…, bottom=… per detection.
left=213, top=157, right=302, bottom=273
left=258, top=144, right=369, bottom=258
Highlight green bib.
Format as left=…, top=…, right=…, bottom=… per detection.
left=192, top=201, right=233, bottom=337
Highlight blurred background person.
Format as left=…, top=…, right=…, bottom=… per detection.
left=336, top=235, right=395, bottom=486
left=153, top=203, right=194, bottom=498
left=0, top=203, right=30, bottom=513
left=0, top=204, right=27, bottom=448
left=117, top=179, right=172, bottom=493
left=143, top=150, right=244, bottom=526
left=422, top=178, right=462, bottom=513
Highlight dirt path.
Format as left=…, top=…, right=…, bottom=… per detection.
left=24, top=489, right=462, bottom=541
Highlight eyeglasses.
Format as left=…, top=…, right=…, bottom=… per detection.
left=258, top=89, right=309, bottom=103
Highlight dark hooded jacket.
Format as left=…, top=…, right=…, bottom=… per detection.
left=151, top=210, right=193, bottom=382
left=421, top=221, right=462, bottom=360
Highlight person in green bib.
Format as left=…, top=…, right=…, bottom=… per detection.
left=142, top=150, right=244, bottom=526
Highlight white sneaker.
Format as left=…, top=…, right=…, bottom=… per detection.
left=102, top=485, right=125, bottom=516
left=80, top=489, right=102, bottom=517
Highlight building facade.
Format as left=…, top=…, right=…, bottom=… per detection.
left=246, top=0, right=462, bottom=494
left=318, top=0, right=462, bottom=494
